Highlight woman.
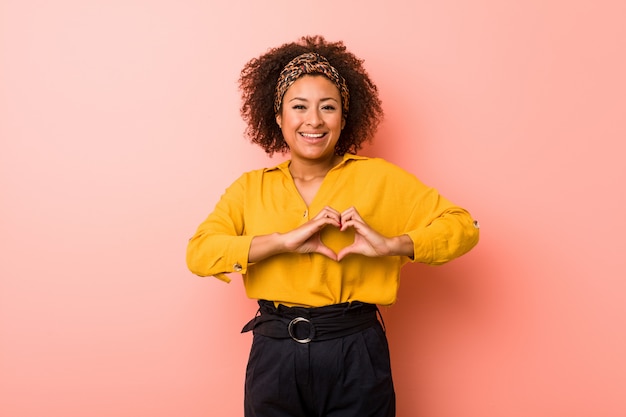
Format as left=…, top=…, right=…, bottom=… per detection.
left=187, top=35, right=479, bottom=417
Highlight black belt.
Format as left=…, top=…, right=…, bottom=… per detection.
left=241, top=300, right=383, bottom=344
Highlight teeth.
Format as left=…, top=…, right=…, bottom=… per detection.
left=301, top=133, right=324, bottom=138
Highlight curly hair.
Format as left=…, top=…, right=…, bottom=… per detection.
left=238, top=35, right=384, bottom=156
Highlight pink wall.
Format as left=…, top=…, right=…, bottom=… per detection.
left=1, top=1, right=625, bottom=416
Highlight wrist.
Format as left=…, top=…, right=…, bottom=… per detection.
left=388, top=234, right=414, bottom=257
left=249, top=232, right=286, bottom=263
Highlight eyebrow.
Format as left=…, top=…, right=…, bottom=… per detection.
left=288, top=97, right=339, bottom=103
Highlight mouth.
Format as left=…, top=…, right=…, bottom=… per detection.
left=299, top=132, right=327, bottom=140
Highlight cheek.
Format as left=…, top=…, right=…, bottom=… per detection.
left=332, top=115, right=345, bottom=131
left=280, top=113, right=300, bottom=128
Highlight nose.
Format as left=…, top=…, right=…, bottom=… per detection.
left=306, top=109, right=323, bottom=127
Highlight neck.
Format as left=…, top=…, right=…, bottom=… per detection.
left=289, top=155, right=343, bottom=180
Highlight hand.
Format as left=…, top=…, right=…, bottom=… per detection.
left=249, top=206, right=414, bottom=263
left=334, top=207, right=389, bottom=261
left=280, top=206, right=342, bottom=261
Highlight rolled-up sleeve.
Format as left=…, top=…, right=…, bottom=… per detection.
left=186, top=175, right=254, bottom=282
left=401, top=181, right=480, bottom=265
left=407, top=207, right=479, bottom=265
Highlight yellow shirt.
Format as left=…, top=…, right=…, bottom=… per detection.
left=186, top=154, right=479, bottom=307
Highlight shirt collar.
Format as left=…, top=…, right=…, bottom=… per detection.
left=263, top=153, right=366, bottom=174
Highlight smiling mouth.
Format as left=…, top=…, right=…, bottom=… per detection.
left=300, top=132, right=326, bottom=138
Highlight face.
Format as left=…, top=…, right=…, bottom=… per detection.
left=276, top=75, right=346, bottom=163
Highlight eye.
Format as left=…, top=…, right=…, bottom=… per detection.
left=291, top=104, right=306, bottom=110
left=321, top=105, right=337, bottom=111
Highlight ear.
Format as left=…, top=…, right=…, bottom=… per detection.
left=341, top=117, right=346, bottom=130
left=276, top=114, right=282, bottom=129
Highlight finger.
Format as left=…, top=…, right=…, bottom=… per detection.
left=316, top=244, right=338, bottom=261
left=336, top=243, right=358, bottom=261
left=340, top=215, right=367, bottom=232
left=340, top=206, right=362, bottom=224
left=313, top=208, right=341, bottom=227
left=314, top=206, right=340, bottom=220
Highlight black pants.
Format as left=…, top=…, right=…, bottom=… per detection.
left=243, top=302, right=396, bottom=417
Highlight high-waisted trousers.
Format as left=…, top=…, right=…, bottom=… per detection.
left=242, top=300, right=396, bottom=417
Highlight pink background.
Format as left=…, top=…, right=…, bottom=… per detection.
left=2, top=0, right=625, bottom=416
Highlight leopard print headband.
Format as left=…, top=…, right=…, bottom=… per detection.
left=274, top=52, right=350, bottom=117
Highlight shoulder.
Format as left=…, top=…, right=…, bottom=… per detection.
left=234, top=159, right=290, bottom=182
left=343, top=154, right=416, bottom=178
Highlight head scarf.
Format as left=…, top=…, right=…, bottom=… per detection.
left=274, top=52, right=350, bottom=117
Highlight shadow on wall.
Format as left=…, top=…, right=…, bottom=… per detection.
left=360, top=71, right=503, bottom=415
left=382, top=247, right=494, bottom=415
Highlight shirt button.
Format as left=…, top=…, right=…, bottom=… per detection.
left=473, top=220, right=480, bottom=229
left=233, top=263, right=242, bottom=272
left=303, top=210, right=308, bottom=218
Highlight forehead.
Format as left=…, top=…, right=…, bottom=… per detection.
left=284, top=75, right=341, bottom=99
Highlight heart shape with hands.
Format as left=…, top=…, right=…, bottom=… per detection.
left=319, top=224, right=356, bottom=258
left=300, top=206, right=391, bottom=262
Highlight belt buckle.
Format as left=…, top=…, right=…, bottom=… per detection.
left=288, top=317, right=315, bottom=343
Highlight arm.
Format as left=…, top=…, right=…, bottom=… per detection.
left=336, top=159, right=479, bottom=264
left=248, top=206, right=343, bottom=262
left=336, top=206, right=415, bottom=261
left=388, top=163, right=480, bottom=265
left=186, top=177, right=252, bottom=281
left=187, top=174, right=344, bottom=279
left=409, top=209, right=480, bottom=264
left=336, top=204, right=479, bottom=264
